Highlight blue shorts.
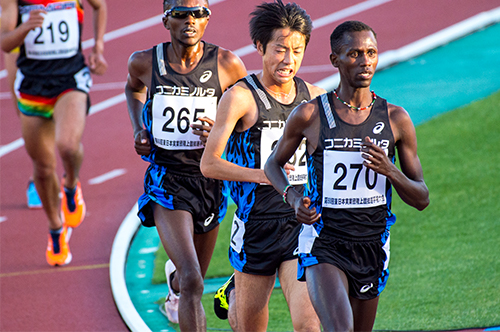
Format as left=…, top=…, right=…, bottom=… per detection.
left=137, top=164, right=226, bottom=234
left=229, top=212, right=300, bottom=276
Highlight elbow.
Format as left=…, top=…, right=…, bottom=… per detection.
left=415, top=197, right=429, bottom=211
left=200, top=157, right=213, bottom=179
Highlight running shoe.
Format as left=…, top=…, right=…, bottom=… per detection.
left=61, top=180, right=86, bottom=228
left=46, top=227, right=72, bottom=266
left=163, top=259, right=179, bottom=324
left=26, top=180, right=42, bottom=209
left=213, top=273, right=235, bottom=320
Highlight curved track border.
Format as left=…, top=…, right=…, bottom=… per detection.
left=109, top=8, right=500, bottom=332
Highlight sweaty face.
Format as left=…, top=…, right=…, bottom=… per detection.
left=163, top=0, right=210, bottom=47
left=259, top=28, right=306, bottom=85
left=333, top=30, right=378, bottom=88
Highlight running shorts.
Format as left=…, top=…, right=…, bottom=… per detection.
left=229, top=212, right=301, bottom=276
left=14, top=66, right=92, bottom=118
left=137, top=163, right=226, bottom=234
left=298, top=228, right=390, bottom=300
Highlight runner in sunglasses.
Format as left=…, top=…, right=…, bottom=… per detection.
left=125, top=0, right=247, bottom=330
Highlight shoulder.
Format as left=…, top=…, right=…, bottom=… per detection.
left=127, top=48, right=154, bottom=76
left=217, top=46, right=245, bottom=70
left=387, top=102, right=416, bottom=142
left=216, top=46, right=247, bottom=89
left=291, top=96, right=321, bottom=123
left=304, top=82, right=327, bottom=99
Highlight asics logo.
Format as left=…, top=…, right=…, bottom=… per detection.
left=293, top=247, right=299, bottom=255
left=204, top=213, right=215, bottom=227
left=360, top=283, right=374, bottom=293
left=200, top=70, right=213, bottom=83
left=373, top=122, right=385, bottom=134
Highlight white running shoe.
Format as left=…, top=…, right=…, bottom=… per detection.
left=164, top=260, right=179, bottom=324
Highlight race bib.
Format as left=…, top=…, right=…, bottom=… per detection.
left=152, top=94, right=217, bottom=150
left=22, top=2, right=79, bottom=60
left=260, top=127, right=308, bottom=185
left=323, top=150, right=387, bottom=209
left=230, top=214, right=245, bottom=254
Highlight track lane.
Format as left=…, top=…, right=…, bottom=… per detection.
left=1, top=0, right=500, bottom=330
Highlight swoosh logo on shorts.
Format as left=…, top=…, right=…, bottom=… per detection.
left=204, top=213, right=215, bottom=227
left=360, top=283, right=374, bottom=293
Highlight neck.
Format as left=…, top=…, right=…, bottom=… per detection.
left=168, top=41, right=203, bottom=69
left=258, top=72, right=296, bottom=102
left=334, top=87, right=375, bottom=112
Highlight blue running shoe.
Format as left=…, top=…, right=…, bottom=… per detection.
left=27, top=180, right=42, bottom=209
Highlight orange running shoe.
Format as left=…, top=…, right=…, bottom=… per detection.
left=46, top=227, right=72, bottom=266
left=61, top=180, right=86, bottom=228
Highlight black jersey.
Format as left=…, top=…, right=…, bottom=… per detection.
left=16, top=0, right=86, bottom=77
left=142, top=42, right=223, bottom=173
left=226, top=74, right=311, bottom=220
left=307, top=92, right=396, bottom=239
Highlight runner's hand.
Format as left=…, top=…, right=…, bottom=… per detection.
left=134, top=129, right=151, bottom=156
left=191, top=116, right=214, bottom=145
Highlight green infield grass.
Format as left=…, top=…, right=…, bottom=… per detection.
left=152, top=90, right=500, bottom=331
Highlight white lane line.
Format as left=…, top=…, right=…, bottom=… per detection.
left=234, top=0, right=394, bottom=57
left=0, top=0, right=229, bottom=79
left=315, top=6, right=500, bottom=91
left=88, top=169, right=127, bottom=185
left=0, top=216, right=7, bottom=223
left=0, top=92, right=126, bottom=157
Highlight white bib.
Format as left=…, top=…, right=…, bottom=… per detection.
left=152, top=94, right=217, bottom=150
left=22, top=2, right=79, bottom=60
left=260, top=127, right=308, bottom=185
left=323, top=150, right=387, bottom=209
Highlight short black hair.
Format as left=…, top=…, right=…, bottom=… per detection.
left=249, top=0, right=312, bottom=53
left=163, top=0, right=209, bottom=10
left=330, top=20, right=377, bottom=54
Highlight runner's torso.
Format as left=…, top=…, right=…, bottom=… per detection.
left=226, top=73, right=311, bottom=218
left=143, top=41, right=223, bottom=173
left=309, top=91, right=396, bottom=238
left=16, top=0, right=85, bottom=76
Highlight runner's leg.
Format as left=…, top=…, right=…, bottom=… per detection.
left=154, top=206, right=207, bottom=331
left=279, top=259, right=321, bottom=332
left=234, top=270, right=275, bottom=331
left=306, top=263, right=353, bottom=331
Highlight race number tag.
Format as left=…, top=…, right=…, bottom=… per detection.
left=230, top=214, right=245, bottom=254
left=260, top=128, right=308, bottom=185
left=323, top=150, right=387, bottom=209
left=152, top=94, right=217, bottom=150
left=22, top=2, right=79, bottom=60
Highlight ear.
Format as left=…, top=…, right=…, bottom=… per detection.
left=163, top=15, right=170, bottom=30
left=256, top=41, right=265, bottom=56
left=330, top=53, right=339, bottom=68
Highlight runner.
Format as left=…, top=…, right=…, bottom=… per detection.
left=124, top=0, right=246, bottom=330
left=200, top=1, right=323, bottom=331
left=0, top=0, right=108, bottom=266
left=264, top=20, right=430, bottom=331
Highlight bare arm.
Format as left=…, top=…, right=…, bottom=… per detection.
left=361, top=105, right=429, bottom=210
left=264, top=100, right=322, bottom=224
left=125, top=49, right=152, bottom=156
left=0, top=0, right=45, bottom=52
left=86, top=0, right=108, bottom=75
left=200, top=83, right=269, bottom=184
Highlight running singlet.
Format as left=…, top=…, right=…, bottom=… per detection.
left=142, top=42, right=223, bottom=173
left=308, top=92, right=396, bottom=239
left=225, top=74, right=311, bottom=219
left=16, top=0, right=86, bottom=76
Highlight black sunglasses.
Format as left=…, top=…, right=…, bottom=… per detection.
left=164, top=6, right=211, bottom=19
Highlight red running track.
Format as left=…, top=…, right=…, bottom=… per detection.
left=1, top=0, right=499, bottom=330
